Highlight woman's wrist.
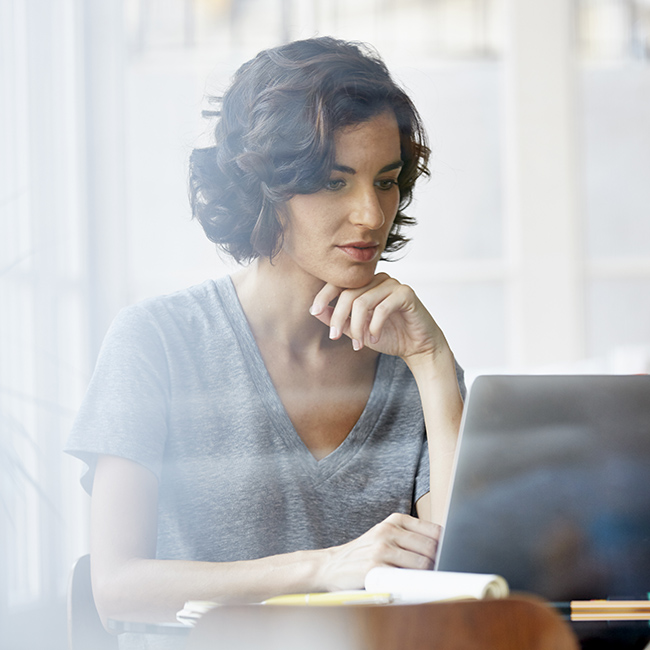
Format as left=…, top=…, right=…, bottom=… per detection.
left=293, top=546, right=332, bottom=593
left=403, top=342, right=456, bottom=384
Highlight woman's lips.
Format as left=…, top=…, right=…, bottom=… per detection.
left=337, top=243, right=380, bottom=262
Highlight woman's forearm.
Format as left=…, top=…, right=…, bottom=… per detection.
left=405, top=346, right=464, bottom=526
left=92, top=550, right=324, bottom=624
left=93, top=514, right=442, bottom=625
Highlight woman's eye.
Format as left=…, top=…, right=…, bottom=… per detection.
left=325, top=179, right=345, bottom=191
left=376, top=179, right=398, bottom=191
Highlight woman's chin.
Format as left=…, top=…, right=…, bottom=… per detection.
left=325, top=267, right=378, bottom=290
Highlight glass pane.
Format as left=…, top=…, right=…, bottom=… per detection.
left=398, top=63, right=504, bottom=262
left=587, top=278, right=650, bottom=363
left=582, top=67, right=650, bottom=259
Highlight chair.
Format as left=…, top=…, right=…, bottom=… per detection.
left=186, top=596, right=579, bottom=650
left=68, top=554, right=119, bottom=650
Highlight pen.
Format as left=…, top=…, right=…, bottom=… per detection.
left=262, top=591, right=393, bottom=606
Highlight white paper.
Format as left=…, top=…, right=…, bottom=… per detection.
left=364, top=567, right=509, bottom=603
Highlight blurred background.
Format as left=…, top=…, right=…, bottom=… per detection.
left=1, top=0, right=649, bottom=647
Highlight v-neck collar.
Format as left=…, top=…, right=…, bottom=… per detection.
left=213, top=275, right=397, bottom=483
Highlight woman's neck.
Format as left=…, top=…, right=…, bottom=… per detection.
left=230, top=256, right=333, bottom=354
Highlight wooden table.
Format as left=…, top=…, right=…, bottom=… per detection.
left=186, top=595, right=579, bottom=650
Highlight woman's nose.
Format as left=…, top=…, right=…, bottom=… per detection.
left=349, top=187, right=385, bottom=230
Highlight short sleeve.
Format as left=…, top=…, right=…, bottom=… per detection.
left=413, top=439, right=430, bottom=510
left=455, top=361, right=467, bottom=400
left=65, top=305, right=171, bottom=494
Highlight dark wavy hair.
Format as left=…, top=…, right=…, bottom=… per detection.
left=189, top=37, right=430, bottom=263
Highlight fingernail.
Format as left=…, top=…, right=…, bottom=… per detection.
left=309, top=303, right=321, bottom=316
left=369, top=334, right=378, bottom=344
left=352, top=339, right=361, bottom=351
left=330, top=326, right=339, bottom=339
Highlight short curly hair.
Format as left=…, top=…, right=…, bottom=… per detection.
left=189, top=37, right=430, bottom=264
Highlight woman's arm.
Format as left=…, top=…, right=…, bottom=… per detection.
left=91, top=454, right=440, bottom=625
left=405, top=345, right=464, bottom=525
left=310, top=273, right=464, bottom=528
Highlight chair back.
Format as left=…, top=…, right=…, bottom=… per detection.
left=68, top=554, right=118, bottom=650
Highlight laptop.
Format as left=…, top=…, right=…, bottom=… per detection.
left=436, top=374, right=650, bottom=603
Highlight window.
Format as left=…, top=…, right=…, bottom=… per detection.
left=2, top=2, right=648, bottom=647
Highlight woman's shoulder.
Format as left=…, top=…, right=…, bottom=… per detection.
left=119, top=277, right=234, bottom=323
left=130, top=277, right=225, bottom=311
left=104, top=277, right=238, bottom=347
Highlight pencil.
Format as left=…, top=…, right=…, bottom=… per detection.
left=570, top=600, right=650, bottom=621
left=262, top=591, right=392, bottom=606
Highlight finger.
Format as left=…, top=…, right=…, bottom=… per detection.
left=327, top=289, right=355, bottom=341
left=308, top=274, right=394, bottom=317
left=384, top=512, right=442, bottom=540
left=310, top=304, right=334, bottom=328
left=392, top=529, right=438, bottom=564
left=366, top=529, right=437, bottom=571
left=347, top=298, right=372, bottom=349
left=327, top=288, right=366, bottom=342
left=309, top=283, right=344, bottom=317
left=372, top=515, right=440, bottom=564
left=348, top=280, right=401, bottom=348
left=329, top=275, right=392, bottom=344
left=382, top=544, right=436, bottom=571
left=366, top=286, right=413, bottom=343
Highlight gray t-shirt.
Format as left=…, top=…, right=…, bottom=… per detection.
left=65, top=276, right=464, bottom=645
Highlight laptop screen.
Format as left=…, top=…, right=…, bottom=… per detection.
left=436, top=374, right=650, bottom=602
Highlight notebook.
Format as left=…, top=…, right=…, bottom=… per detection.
left=436, top=374, right=650, bottom=603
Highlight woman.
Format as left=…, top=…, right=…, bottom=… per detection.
left=66, top=36, right=465, bottom=636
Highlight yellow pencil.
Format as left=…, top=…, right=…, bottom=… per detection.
left=262, top=591, right=392, bottom=606
left=571, top=600, right=650, bottom=620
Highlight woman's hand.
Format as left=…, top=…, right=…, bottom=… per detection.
left=310, top=275, right=464, bottom=530
left=318, top=513, right=441, bottom=592
left=309, top=273, right=449, bottom=368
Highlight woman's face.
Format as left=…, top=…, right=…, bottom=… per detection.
left=278, top=110, right=402, bottom=290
